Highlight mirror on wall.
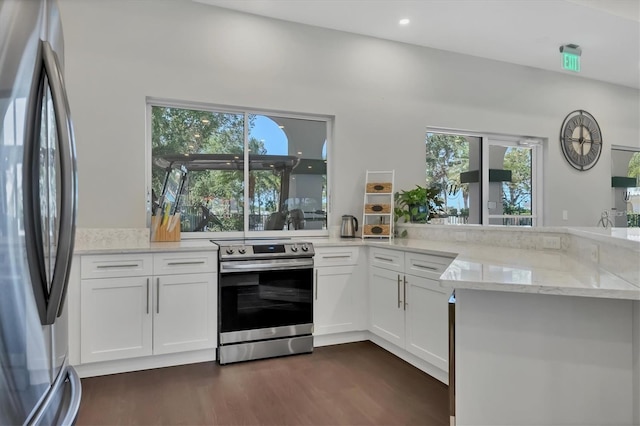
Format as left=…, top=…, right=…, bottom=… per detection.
left=611, top=145, right=640, bottom=227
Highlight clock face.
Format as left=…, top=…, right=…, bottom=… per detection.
left=560, top=110, right=603, bottom=171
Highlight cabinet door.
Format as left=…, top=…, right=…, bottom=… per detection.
left=153, top=273, right=217, bottom=355
left=314, top=266, right=358, bottom=335
left=369, top=266, right=405, bottom=347
left=405, top=274, right=449, bottom=371
left=80, top=276, right=152, bottom=363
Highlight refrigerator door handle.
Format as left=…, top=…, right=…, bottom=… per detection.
left=26, top=365, right=82, bottom=426
left=41, top=40, right=78, bottom=324
left=60, top=366, right=82, bottom=426
left=23, top=41, right=49, bottom=325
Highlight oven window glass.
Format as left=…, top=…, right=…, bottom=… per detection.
left=220, top=269, right=313, bottom=332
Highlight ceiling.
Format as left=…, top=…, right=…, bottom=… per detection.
left=195, top=0, right=640, bottom=89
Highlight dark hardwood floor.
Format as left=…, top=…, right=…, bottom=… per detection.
left=76, top=341, right=449, bottom=425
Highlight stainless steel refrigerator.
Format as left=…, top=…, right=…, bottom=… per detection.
left=0, top=0, right=81, bottom=424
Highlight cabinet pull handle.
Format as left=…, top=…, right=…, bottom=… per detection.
left=146, top=278, right=150, bottom=314
left=96, top=264, right=139, bottom=269
left=397, top=275, right=401, bottom=308
left=413, top=263, right=439, bottom=271
left=156, top=278, right=160, bottom=314
left=315, top=269, right=319, bottom=300
left=403, top=276, right=408, bottom=311
left=167, top=261, right=206, bottom=266
left=376, top=256, right=393, bottom=262
left=321, top=255, right=351, bottom=259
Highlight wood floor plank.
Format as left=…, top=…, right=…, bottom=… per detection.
left=76, top=341, right=449, bottom=425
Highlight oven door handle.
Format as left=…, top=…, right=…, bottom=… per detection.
left=220, top=259, right=314, bottom=273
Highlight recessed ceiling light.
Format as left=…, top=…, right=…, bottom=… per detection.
left=297, top=151, right=302, bottom=155
left=399, top=18, right=410, bottom=25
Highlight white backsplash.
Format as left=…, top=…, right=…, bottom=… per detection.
left=74, top=228, right=150, bottom=251
left=397, top=224, right=570, bottom=251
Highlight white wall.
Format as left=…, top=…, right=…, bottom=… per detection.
left=58, top=0, right=640, bottom=229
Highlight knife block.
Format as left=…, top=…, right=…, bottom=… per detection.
left=151, top=214, right=181, bottom=242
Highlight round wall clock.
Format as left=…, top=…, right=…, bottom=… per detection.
left=560, top=109, right=603, bottom=171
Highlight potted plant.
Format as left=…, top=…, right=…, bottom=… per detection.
left=394, top=185, right=445, bottom=224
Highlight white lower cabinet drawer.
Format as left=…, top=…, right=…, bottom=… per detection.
left=404, top=252, right=453, bottom=278
left=153, top=251, right=217, bottom=275
left=369, top=247, right=404, bottom=272
left=81, top=254, right=153, bottom=279
left=314, top=246, right=360, bottom=267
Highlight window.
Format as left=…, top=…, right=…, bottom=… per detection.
left=148, top=100, right=330, bottom=236
left=426, top=130, right=542, bottom=226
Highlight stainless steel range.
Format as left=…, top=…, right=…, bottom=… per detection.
left=214, top=240, right=315, bottom=364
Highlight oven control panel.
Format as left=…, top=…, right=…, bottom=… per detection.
left=215, top=240, right=314, bottom=260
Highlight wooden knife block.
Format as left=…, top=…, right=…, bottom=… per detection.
left=151, top=214, right=181, bottom=242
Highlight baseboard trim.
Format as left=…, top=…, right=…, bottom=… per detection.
left=73, top=333, right=448, bottom=384
left=369, top=334, right=448, bottom=385
left=313, top=331, right=368, bottom=347
left=74, top=349, right=216, bottom=378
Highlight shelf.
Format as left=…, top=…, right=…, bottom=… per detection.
left=363, top=170, right=394, bottom=241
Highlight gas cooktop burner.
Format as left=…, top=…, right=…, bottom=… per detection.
left=212, top=239, right=314, bottom=261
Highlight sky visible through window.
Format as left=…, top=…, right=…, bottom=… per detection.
left=250, top=116, right=287, bottom=154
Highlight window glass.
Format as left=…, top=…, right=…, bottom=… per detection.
left=488, top=145, right=533, bottom=226
left=426, top=131, right=541, bottom=226
left=425, top=133, right=481, bottom=224
left=151, top=105, right=329, bottom=234
left=151, top=107, right=244, bottom=232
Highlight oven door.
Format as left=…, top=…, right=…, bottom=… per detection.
left=219, top=258, right=313, bottom=344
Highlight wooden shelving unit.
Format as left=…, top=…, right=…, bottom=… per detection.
left=362, top=170, right=394, bottom=240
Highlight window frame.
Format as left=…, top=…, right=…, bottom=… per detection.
left=146, top=97, right=333, bottom=239
left=426, top=127, right=544, bottom=227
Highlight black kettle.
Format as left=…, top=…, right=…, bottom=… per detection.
left=340, top=215, right=358, bottom=238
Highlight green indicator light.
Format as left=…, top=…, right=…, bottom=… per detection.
left=563, top=52, right=580, bottom=72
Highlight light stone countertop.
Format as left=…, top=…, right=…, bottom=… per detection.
left=73, top=230, right=639, bottom=301
left=367, top=239, right=640, bottom=301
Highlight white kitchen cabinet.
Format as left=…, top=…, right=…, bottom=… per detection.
left=369, top=247, right=453, bottom=371
left=81, top=276, right=153, bottom=363
left=80, top=253, right=154, bottom=364
left=80, top=251, right=217, bottom=364
left=369, top=265, right=405, bottom=347
left=313, top=246, right=364, bottom=336
left=153, top=272, right=216, bottom=355
left=404, top=274, right=450, bottom=371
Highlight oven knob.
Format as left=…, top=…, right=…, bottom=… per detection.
left=301, top=244, right=309, bottom=252
left=291, top=246, right=298, bottom=252
left=238, top=248, right=246, bottom=254
left=226, top=248, right=235, bottom=255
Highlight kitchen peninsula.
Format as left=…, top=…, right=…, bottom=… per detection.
left=369, top=226, right=639, bottom=426
left=70, top=225, right=640, bottom=426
